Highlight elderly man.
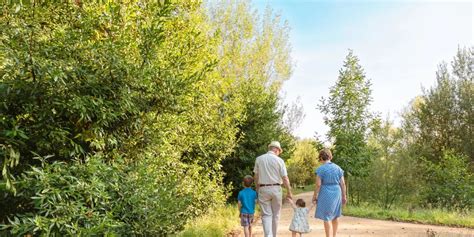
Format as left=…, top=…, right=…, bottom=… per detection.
left=254, top=141, right=293, bottom=237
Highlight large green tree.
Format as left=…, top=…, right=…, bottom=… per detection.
left=361, top=118, right=421, bottom=209
left=318, top=50, right=375, bottom=202
left=0, top=1, right=245, bottom=235
left=206, top=0, right=295, bottom=198
left=405, top=47, right=473, bottom=164
left=400, top=47, right=473, bottom=209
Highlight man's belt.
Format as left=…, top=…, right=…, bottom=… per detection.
left=259, top=183, right=281, bottom=187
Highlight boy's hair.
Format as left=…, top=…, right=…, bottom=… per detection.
left=296, top=199, right=306, bottom=207
left=243, top=175, right=253, bottom=187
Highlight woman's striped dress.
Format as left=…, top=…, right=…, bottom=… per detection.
left=314, top=162, right=344, bottom=221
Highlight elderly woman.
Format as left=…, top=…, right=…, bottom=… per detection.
left=312, top=149, right=347, bottom=237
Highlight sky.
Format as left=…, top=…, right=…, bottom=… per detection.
left=254, top=0, right=473, bottom=140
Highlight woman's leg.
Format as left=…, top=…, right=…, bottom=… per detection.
left=323, top=221, right=331, bottom=237
left=249, top=225, right=252, bottom=237
left=291, top=231, right=297, bottom=237
left=332, top=218, right=339, bottom=237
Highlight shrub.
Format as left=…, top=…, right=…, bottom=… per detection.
left=1, top=153, right=227, bottom=236
left=2, top=156, right=126, bottom=236
left=423, top=151, right=473, bottom=210
left=117, top=152, right=226, bottom=235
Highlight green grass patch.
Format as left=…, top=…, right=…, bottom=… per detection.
left=178, top=205, right=240, bottom=237
left=344, top=204, right=474, bottom=228
left=292, top=184, right=315, bottom=195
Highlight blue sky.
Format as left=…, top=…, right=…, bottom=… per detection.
left=254, top=0, right=473, bottom=140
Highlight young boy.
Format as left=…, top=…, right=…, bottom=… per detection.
left=238, top=175, right=258, bottom=237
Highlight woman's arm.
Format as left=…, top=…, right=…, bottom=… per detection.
left=312, top=175, right=321, bottom=204
left=340, top=176, right=347, bottom=205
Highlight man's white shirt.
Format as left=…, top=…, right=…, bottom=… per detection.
left=253, top=151, right=288, bottom=185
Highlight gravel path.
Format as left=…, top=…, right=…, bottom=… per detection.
left=250, top=192, right=473, bottom=237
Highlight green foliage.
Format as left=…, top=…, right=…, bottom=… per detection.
left=356, top=119, right=421, bottom=208
left=206, top=0, right=296, bottom=199
left=2, top=153, right=227, bottom=236
left=287, top=139, right=321, bottom=186
left=0, top=1, right=249, bottom=235
left=118, top=153, right=226, bottom=235
left=423, top=151, right=473, bottom=210
left=318, top=50, right=375, bottom=204
left=2, top=156, right=126, bottom=236
left=222, top=90, right=295, bottom=198
left=0, top=0, right=295, bottom=235
left=401, top=47, right=473, bottom=164
left=0, top=0, right=217, bottom=187
left=399, top=47, right=473, bottom=209
left=318, top=50, right=374, bottom=178
left=178, top=205, right=239, bottom=237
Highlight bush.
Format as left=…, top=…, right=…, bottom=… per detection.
left=1, top=153, right=227, bottom=236
left=0, top=1, right=293, bottom=235
left=1, top=2, right=238, bottom=235
left=423, top=151, right=473, bottom=210
left=117, top=153, right=226, bottom=235
left=178, top=205, right=239, bottom=237
left=2, top=156, right=126, bottom=236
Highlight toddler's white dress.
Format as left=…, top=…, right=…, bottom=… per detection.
left=289, top=207, right=311, bottom=233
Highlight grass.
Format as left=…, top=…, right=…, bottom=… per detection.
left=344, top=204, right=474, bottom=228
left=178, top=204, right=240, bottom=237
left=289, top=184, right=474, bottom=228
left=292, top=184, right=315, bottom=195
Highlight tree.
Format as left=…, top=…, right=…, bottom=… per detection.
left=206, top=0, right=296, bottom=198
left=361, top=118, right=421, bottom=209
left=399, top=47, right=473, bottom=209
left=0, top=1, right=246, bottom=234
left=423, top=151, right=473, bottom=210
left=281, top=97, right=305, bottom=134
left=287, top=139, right=322, bottom=186
left=318, top=50, right=374, bottom=202
left=404, top=47, right=473, bottom=164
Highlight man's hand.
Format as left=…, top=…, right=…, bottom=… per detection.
left=282, top=176, right=292, bottom=200
left=342, top=196, right=347, bottom=205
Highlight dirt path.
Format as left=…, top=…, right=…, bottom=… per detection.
left=250, top=192, right=473, bottom=237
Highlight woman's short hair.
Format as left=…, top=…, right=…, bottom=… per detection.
left=319, top=148, right=332, bottom=161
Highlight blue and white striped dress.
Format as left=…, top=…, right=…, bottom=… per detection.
left=314, top=162, right=344, bottom=221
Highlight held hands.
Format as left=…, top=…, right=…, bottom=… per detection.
left=286, top=197, right=297, bottom=209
